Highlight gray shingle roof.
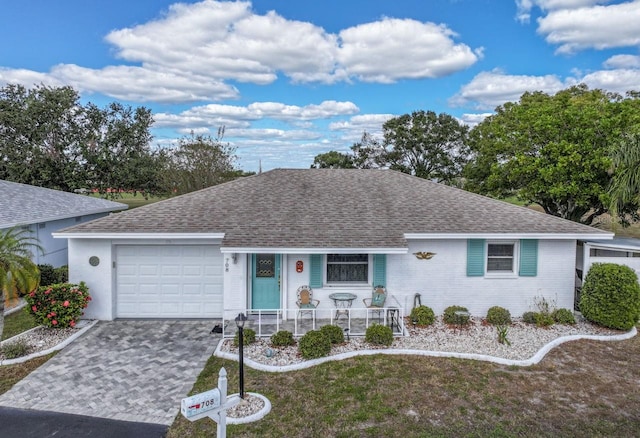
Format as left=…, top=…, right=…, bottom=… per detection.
left=58, top=169, right=611, bottom=248
left=0, top=180, right=128, bottom=228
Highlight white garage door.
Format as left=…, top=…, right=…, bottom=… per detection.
left=116, top=245, right=223, bottom=318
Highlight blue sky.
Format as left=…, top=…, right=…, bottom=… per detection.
left=2, top=1, right=640, bottom=172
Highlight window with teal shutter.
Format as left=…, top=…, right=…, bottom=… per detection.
left=372, top=254, right=386, bottom=287
left=467, top=239, right=485, bottom=276
left=309, top=254, right=323, bottom=288
left=519, top=239, right=538, bottom=276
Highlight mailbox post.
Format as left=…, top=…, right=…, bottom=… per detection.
left=181, top=367, right=240, bottom=438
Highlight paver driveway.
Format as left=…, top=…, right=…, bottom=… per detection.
left=0, top=320, right=218, bottom=425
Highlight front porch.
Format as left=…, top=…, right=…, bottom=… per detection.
left=221, top=302, right=407, bottom=339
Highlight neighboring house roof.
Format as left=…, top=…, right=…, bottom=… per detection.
left=0, top=180, right=128, bottom=228
left=56, top=169, right=611, bottom=249
left=584, top=237, right=640, bottom=251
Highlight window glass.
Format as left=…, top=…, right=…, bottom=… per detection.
left=327, top=254, right=368, bottom=282
left=487, top=243, right=514, bottom=272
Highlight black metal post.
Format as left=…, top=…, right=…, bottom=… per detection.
left=235, top=312, right=247, bottom=400
left=238, top=325, right=244, bottom=399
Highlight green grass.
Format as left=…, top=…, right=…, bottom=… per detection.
left=2, top=309, right=38, bottom=341
left=0, top=353, right=55, bottom=395
left=168, top=335, right=640, bottom=438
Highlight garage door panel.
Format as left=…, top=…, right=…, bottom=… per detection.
left=116, top=245, right=223, bottom=318
left=161, top=264, right=181, bottom=276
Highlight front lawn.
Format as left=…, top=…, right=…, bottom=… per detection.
left=0, top=354, right=55, bottom=395
left=169, top=334, right=640, bottom=437
left=2, top=310, right=38, bottom=341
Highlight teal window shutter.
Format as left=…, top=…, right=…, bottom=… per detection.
left=372, top=254, right=386, bottom=287
left=519, top=239, right=538, bottom=276
left=309, top=254, right=323, bottom=288
left=467, top=239, right=485, bottom=276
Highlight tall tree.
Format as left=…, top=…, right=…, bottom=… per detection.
left=310, top=151, right=355, bottom=169
left=381, top=110, right=469, bottom=183
left=464, top=84, right=640, bottom=225
left=350, top=132, right=385, bottom=169
left=163, top=131, right=238, bottom=194
left=82, top=102, right=163, bottom=198
left=0, top=228, right=41, bottom=340
left=0, top=84, right=163, bottom=197
left=0, top=84, right=85, bottom=191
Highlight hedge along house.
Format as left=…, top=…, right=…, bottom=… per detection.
left=1, top=180, right=127, bottom=267
left=54, top=169, right=612, bottom=323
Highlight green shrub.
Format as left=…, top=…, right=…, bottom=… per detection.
left=24, top=282, right=91, bottom=328
left=552, top=308, right=576, bottom=325
left=298, top=330, right=331, bottom=359
left=410, top=305, right=435, bottom=326
left=443, top=305, right=470, bottom=325
left=486, top=306, right=512, bottom=325
left=54, top=265, right=69, bottom=283
left=365, top=324, right=394, bottom=346
left=580, top=263, right=640, bottom=330
left=320, top=324, right=344, bottom=344
left=270, top=330, right=295, bottom=347
left=1, top=339, right=30, bottom=359
left=38, top=264, right=56, bottom=287
left=534, top=312, right=554, bottom=327
left=522, top=311, right=537, bottom=324
left=37, top=265, right=68, bottom=288
left=233, top=328, right=256, bottom=347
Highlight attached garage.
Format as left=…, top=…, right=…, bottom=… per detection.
left=116, top=245, right=223, bottom=318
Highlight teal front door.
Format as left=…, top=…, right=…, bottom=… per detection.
left=251, top=254, right=281, bottom=310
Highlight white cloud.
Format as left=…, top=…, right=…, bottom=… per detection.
left=515, top=0, right=611, bottom=23
left=459, top=113, right=493, bottom=127
left=449, top=70, right=565, bottom=109
left=603, top=54, right=640, bottom=69
left=538, top=1, right=640, bottom=54
left=0, top=1, right=481, bottom=103
left=337, top=18, right=480, bottom=83
left=329, top=114, right=395, bottom=131
left=580, top=68, right=640, bottom=93
left=248, top=101, right=359, bottom=120
left=226, top=128, right=321, bottom=141
left=50, top=64, right=239, bottom=102
left=154, top=100, right=359, bottom=132
left=0, top=68, right=64, bottom=88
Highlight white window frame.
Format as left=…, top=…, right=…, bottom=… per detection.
left=325, top=254, right=372, bottom=285
left=486, top=241, right=519, bottom=277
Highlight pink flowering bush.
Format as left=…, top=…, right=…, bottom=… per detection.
left=25, top=282, right=91, bottom=328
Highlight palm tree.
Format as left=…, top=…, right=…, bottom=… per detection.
left=0, top=227, right=42, bottom=340
left=609, top=133, right=640, bottom=228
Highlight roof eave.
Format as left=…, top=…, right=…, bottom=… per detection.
left=53, top=232, right=226, bottom=239
left=221, top=246, right=409, bottom=254
left=404, top=232, right=614, bottom=240
left=2, top=205, right=127, bottom=229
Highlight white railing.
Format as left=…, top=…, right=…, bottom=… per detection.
left=222, top=295, right=406, bottom=338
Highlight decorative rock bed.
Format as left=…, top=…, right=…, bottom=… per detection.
left=219, top=317, right=627, bottom=367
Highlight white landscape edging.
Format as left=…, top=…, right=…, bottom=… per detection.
left=226, top=392, right=272, bottom=425
left=214, top=326, right=638, bottom=372
left=3, top=299, right=27, bottom=316
left=0, top=319, right=99, bottom=366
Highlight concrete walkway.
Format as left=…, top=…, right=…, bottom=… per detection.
left=0, top=320, right=218, bottom=425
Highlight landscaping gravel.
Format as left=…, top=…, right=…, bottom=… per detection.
left=0, top=327, right=78, bottom=360
left=220, top=317, right=623, bottom=367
